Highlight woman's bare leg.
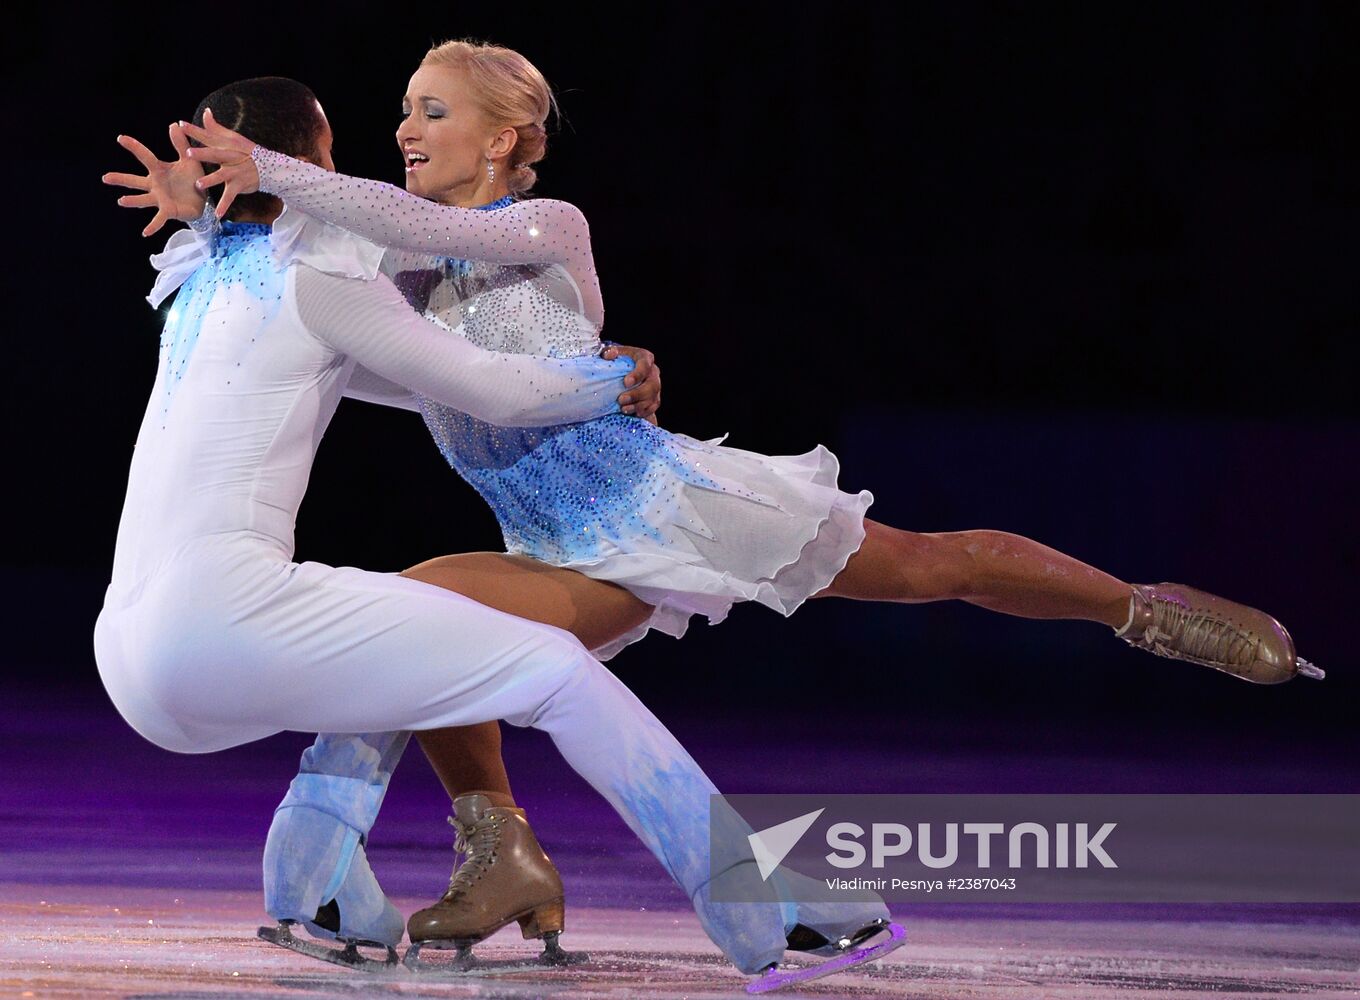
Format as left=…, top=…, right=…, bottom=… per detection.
left=413, top=722, right=515, bottom=805
left=407, top=525, right=1130, bottom=800
left=819, top=520, right=1132, bottom=627
left=400, top=552, right=654, bottom=806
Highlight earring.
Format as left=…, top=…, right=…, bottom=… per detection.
left=487, top=158, right=496, bottom=184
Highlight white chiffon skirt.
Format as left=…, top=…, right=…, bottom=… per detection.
left=526, top=433, right=874, bottom=660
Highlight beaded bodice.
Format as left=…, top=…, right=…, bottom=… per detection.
left=387, top=249, right=704, bottom=562
left=251, top=150, right=724, bottom=564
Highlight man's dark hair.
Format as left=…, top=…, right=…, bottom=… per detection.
left=192, top=77, right=325, bottom=221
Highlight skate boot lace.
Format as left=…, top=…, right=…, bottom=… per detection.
left=1148, top=598, right=1256, bottom=669
left=444, top=814, right=502, bottom=900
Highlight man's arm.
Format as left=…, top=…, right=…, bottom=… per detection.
left=295, top=265, right=631, bottom=428
left=343, top=364, right=421, bottom=413
left=345, top=349, right=659, bottom=420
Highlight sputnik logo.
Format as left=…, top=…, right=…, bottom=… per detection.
left=747, top=808, right=825, bottom=881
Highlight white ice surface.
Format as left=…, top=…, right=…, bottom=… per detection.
left=2, top=883, right=1358, bottom=999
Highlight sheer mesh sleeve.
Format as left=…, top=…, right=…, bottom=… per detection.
left=255, top=147, right=603, bottom=325
left=343, top=365, right=421, bottom=413
left=188, top=201, right=220, bottom=236
left=293, top=265, right=626, bottom=427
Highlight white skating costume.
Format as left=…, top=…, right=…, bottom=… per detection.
left=252, top=148, right=874, bottom=660
left=93, top=208, right=811, bottom=973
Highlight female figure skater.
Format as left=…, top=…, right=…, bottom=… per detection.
left=100, top=76, right=844, bottom=987
left=159, top=39, right=1317, bottom=971
left=185, top=43, right=1314, bottom=692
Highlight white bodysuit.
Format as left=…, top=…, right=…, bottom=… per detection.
left=92, top=208, right=797, bottom=973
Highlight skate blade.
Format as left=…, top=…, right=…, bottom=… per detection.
left=257, top=922, right=399, bottom=972
left=746, top=921, right=906, bottom=994
left=1297, top=658, right=1325, bottom=681
left=403, top=936, right=589, bottom=977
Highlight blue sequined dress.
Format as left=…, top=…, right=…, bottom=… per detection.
left=256, top=149, right=873, bottom=658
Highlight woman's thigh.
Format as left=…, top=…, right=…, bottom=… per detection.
left=401, top=552, right=654, bottom=653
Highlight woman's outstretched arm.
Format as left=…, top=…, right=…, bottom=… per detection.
left=183, top=112, right=603, bottom=325
left=251, top=147, right=591, bottom=269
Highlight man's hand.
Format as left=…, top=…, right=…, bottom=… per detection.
left=180, top=108, right=262, bottom=220
left=601, top=344, right=661, bottom=422
left=103, top=124, right=206, bottom=237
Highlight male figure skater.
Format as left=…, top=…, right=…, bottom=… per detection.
left=99, top=77, right=858, bottom=981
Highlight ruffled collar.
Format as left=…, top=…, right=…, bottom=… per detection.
left=269, top=204, right=385, bottom=279
left=147, top=206, right=385, bottom=308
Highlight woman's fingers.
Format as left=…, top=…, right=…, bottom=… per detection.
left=195, top=166, right=228, bottom=190
left=168, top=121, right=191, bottom=157
left=214, top=182, right=241, bottom=219
left=180, top=125, right=246, bottom=152
left=196, top=161, right=258, bottom=218
left=103, top=171, right=152, bottom=191
left=116, top=134, right=161, bottom=171
left=183, top=109, right=253, bottom=151
left=117, top=192, right=158, bottom=209
left=202, top=108, right=243, bottom=143
left=185, top=145, right=245, bottom=165
left=179, top=121, right=210, bottom=145
left=143, top=207, right=171, bottom=238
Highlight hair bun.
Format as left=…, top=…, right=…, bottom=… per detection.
left=422, top=39, right=557, bottom=196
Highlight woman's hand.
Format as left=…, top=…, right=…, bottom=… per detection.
left=103, top=124, right=206, bottom=237
left=602, top=344, right=662, bottom=420
left=180, top=108, right=261, bottom=220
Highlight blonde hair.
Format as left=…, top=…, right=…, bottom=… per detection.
left=422, top=39, right=557, bottom=196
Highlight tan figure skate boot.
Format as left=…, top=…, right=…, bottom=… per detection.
left=403, top=794, right=583, bottom=970
left=1116, top=583, right=1323, bottom=684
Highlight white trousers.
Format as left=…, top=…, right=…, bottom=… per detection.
left=94, top=534, right=789, bottom=972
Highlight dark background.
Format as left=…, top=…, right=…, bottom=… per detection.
left=3, top=4, right=1355, bottom=766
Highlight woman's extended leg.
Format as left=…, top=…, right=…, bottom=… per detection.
left=818, top=519, right=1308, bottom=685
left=818, top=520, right=1133, bottom=625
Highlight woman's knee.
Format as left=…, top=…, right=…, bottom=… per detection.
left=903, top=531, right=974, bottom=599
left=923, top=529, right=1034, bottom=599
